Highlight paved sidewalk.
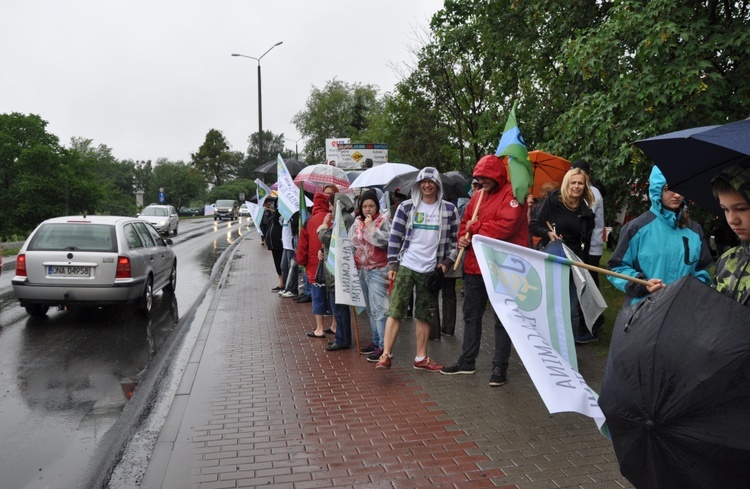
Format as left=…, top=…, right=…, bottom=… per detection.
left=141, top=236, right=631, bottom=489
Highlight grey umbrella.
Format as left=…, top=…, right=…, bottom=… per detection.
left=253, top=158, right=307, bottom=178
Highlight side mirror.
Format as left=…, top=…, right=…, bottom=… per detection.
left=136, top=213, right=140, bottom=217
left=165, top=238, right=173, bottom=246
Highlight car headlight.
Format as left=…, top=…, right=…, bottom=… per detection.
left=158, top=220, right=166, bottom=226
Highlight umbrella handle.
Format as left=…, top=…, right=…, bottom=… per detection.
left=454, top=189, right=484, bottom=271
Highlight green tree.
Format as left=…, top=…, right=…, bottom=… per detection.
left=152, top=159, right=206, bottom=210
left=69, top=137, right=136, bottom=216
left=207, top=179, right=256, bottom=203
left=239, top=130, right=293, bottom=178
left=191, top=129, right=235, bottom=186
left=0, top=113, right=105, bottom=236
left=292, top=80, right=383, bottom=163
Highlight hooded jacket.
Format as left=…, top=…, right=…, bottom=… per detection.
left=608, top=166, right=712, bottom=305
left=461, top=155, right=529, bottom=275
left=296, top=192, right=331, bottom=284
left=351, top=190, right=390, bottom=270
left=711, top=163, right=750, bottom=306
left=387, top=167, right=459, bottom=272
left=318, top=194, right=355, bottom=289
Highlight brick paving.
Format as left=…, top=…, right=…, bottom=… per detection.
left=142, top=236, right=632, bottom=489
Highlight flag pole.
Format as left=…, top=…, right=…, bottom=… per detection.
left=453, top=189, right=484, bottom=271
left=350, top=306, right=360, bottom=353
left=544, top=221, right=651, bottom=287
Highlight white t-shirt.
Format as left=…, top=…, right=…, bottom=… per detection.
left=400, top=200, right=440, bottom=273
left=281, top=218, right=294, bottom=250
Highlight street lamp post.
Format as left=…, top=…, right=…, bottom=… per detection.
left=285, top=137, right=302, bottom=160
left=232, top=41, right=283, bottom=167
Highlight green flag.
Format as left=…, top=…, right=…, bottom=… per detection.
left=495, top=101, right=532, bottom=202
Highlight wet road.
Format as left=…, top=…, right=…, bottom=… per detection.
left=0, top=216, right=255, bottom=489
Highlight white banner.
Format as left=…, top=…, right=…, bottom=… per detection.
left=245, top=201, right=264, bottom=236
left=275, top=154, right=300, bottom=221
left=472, top=235, right=607, bottom=434
left=254, top=178, right=273, bottom=208
left=328, top=201, right=366, bottom=308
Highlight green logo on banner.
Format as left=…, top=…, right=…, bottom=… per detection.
left=259, top=187, right=267, bottom=198
left=481, top=244, right=542, bottom=311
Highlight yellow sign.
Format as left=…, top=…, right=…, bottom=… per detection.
left=351, top=151, right=364, bottom=163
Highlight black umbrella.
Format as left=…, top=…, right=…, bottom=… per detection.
left=599, top=275, right=750, bottom=489
left=254, top=158, right=307, bottom=178
left=383, top=170, right=470, bottom=201
left=444, top=170, right=473, bottom=193
left=634, top=119, right=750, bottom=214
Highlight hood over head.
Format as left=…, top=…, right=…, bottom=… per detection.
left=473, top=155, right=507, bottom=188
left=332, top=192, right=354, bottom=213
left=714, top=163, right=750, bottom=206
left=648, top=166, right=683, bottom=227
left=312, top=192, right=330, bottom=214
left=411, top=166, right=443, bottom=205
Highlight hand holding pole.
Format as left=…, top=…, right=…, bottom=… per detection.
left=453, top=189, right=484, bottom=271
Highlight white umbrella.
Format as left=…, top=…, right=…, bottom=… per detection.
left=349, top=162, right=418, bottom=188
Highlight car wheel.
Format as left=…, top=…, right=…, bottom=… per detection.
left=214, top=216, right=218, bottom=221
left=137, top=277, right=153, bottom=316
left=165, top=262, right=177, bottom=293
left=173, top=225, right=178, bottom=236
left=25, top=305, right=49, bottom=317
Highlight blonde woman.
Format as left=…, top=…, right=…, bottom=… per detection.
left=530, top=168, right=596, bottom=343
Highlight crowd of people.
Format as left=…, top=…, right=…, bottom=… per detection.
left=255, top=156, right=750, bottom=386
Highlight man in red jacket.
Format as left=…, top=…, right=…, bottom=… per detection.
left=440, top=154, right=528, bottom=386
left=296, top=192, right=332, bottom=339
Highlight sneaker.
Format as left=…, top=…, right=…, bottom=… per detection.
left=367, top=347, right=384, bottom=362
left=489, top=368, right=507, bottom=387
left=413, top=357, right=443, bottom=372
left=440, top=364, right=476, bottom=375
left=281, top=290, right=297, bottom=298
left=375, top=354, right=391, bottom=369
left=295, top=294, right=312, bottom=303
left=359, top=342, right=377, bottom=355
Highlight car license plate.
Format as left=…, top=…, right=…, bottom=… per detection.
left=48, top=265, right=91, bottom=277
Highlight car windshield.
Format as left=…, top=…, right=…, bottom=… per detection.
left=141, top=207, right=168, bottom=216
left=216, top=200, right=235, bottom=207
left=27, top=223, right=117, bottom=252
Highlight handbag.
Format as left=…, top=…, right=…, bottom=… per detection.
left=314, top=256, right=327, bottom=284
left=425, top=267, right=445, bottom=293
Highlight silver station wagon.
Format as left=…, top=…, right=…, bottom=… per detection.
left=12, top=215, right=177, bottom=317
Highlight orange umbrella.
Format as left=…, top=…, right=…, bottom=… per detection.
left=502, top=150, right=570, bottom=199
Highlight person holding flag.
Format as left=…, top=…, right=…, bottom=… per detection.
left=317, top=193, right=356, bottom=351
left=375, top=167, right=460, bottom=372
left=440, top=155, right=528, bottom=386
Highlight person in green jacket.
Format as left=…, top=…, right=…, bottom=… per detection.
left=711, top=163, right=750, bottom=306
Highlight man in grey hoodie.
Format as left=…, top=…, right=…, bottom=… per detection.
left=375, top=167, right=460, bottom=371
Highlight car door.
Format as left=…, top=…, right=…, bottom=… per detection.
left=140, top=222, right=172, bottom=290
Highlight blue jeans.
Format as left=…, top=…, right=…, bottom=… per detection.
left=457, top=274, right=512, bottom=371
left=302, top=272, right=311, bottom=295
left=280, top=249, right=296, bottom=293
left=359, top=267, right=389, bottom=348
left=329, top=290, right=351, bottom=346
left=282, top=251, right=298, bottom=294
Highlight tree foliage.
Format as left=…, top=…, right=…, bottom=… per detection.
left=191, top=129, right=235, bottom=187
left=151, top=159, right=206, bottom=210
left=292, top=80, right=383, bottom=163
left=239, top=130, right=294, bottom=178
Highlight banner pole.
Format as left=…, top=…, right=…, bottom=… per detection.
left=454, top=188, right=484, bottom=271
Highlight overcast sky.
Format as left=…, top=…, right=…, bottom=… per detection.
left=1, top=1, right=442, bottom=163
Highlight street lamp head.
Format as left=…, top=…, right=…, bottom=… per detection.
left=274, top=41, right=283, bottom=47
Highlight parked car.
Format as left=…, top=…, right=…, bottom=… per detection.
left=214, top=199, right=239, bottom=221
left=11, top=215, right=177, bottom=317
left=178, top=207, right=204, bottom=217
left=138, top=204, right=179, bottom=235
left=238, top=203, right=250, bottom=217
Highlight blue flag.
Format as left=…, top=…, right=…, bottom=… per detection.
left=496, top=101, right=533, bottom=202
